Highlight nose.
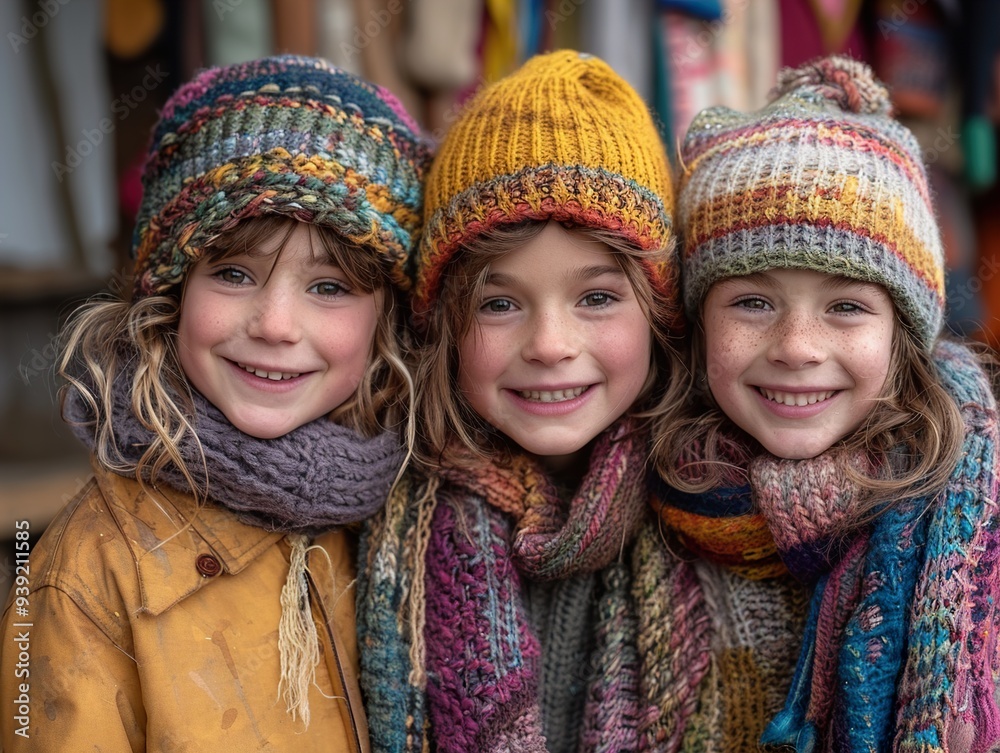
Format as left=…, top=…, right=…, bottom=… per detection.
left=521, top=309, right=580, bottom=365
left=766, top=310, right=826, bottom=369
left=246, top=283, right=301, bottom=344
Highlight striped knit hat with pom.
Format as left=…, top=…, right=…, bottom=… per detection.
left=413, top=49, right=677, bottom=329
left=679, top=54, right=945, bottom=349
left=132, top=55, right=430, bottom=297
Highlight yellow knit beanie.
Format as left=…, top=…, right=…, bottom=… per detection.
left=412, top=49, right=676, bottom=328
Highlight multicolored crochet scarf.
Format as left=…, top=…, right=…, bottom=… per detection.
left=357, top=419, right=654, bottom=752
left=643, top=340, right=1000, bottom=752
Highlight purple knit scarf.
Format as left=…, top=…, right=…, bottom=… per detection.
left=64, top=371, right=406, bottom=533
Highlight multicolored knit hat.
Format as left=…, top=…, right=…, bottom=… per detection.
left=678, top=54, right=946, bottom=349
left=413, top=49, right=677, bottom=329
left=132, top=55, right=430, bottom=297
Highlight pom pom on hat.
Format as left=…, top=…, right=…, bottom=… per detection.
left=771, top=54, right=892, bottom=116
left=412, top=50, right=678, bottom=332
left=132, top=55, right=431, bottom=298
left=679, top=54, right=945, bottom=349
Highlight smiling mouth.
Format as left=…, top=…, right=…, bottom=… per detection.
left=237, top=362, right=301, bottom=381
left=517, top=386, right=587, bottom=403
left=757, top=388, right=836, bottom=406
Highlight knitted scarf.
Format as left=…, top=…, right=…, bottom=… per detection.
left=64, top=370, right=406, bottom=533
left=356, top=419, right=653, bottom=752
left=644, top=340, right=1000, bottom=752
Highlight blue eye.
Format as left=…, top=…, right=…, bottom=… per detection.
left=483, top=298, right=512, bottom=313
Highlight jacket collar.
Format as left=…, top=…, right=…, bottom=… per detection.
left=94, top=464, right=285, bottom=616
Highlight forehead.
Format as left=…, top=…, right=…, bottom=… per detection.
left=483, top=223, right=623, bottom=280
left=711, top=269, right=889, bottom=294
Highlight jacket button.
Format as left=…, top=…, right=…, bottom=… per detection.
left=196, top=554, right=222, bottom=577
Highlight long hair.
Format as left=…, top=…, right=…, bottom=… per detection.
left=650, top=303, right=970, bottom=520
left=413, top=220, right=685, bottom=472
left=58, top=215, right=414, bottom=501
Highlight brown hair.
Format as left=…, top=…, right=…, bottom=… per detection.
left=413, top=220, right=686, bottom=471
left=59, top=215, right=413, bottom=502
left=650, top=304, right=969, bottom=520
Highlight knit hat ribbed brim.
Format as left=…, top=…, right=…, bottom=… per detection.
left=412, top=50, right=678, bottom=331
left=132, top=55, right=431, bottom=297
left=678, top=55, right=945, bottom=349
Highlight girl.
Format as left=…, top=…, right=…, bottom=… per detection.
left=0, top=56, right=429, bottom=751
left=648, top=55, right=1000, bottom=751
left=356, top=50, right=685, bottom=752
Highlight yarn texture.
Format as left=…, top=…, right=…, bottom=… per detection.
left=64, top=369, right=405, bottom=533
left=649, top=341, right=1000, bottom=751
left=678, top=54, right=945, bottom=348
left=357, top=420, right=661, bottom=752
left=132, top=55, right=431, bottom=296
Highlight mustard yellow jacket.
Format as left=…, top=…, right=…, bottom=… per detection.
left=1, top=462, right=370, bottom=752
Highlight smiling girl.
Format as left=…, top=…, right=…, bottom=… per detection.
left=356, top=50, right=684, bottom=752
left=0, top=57, right=429, bottom=751
left=647, top=55, right=1000, bottom=751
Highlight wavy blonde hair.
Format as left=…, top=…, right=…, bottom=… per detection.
left=413, top=220, right=686, bottom=472
left=59, top=216, right=414, bottom=501
left=650, top=303, right=972, bottom=520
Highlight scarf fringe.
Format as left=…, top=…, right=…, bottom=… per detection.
left=278, top=533, right=321, bottom=727
left=407, top=481, right=437, bottom=689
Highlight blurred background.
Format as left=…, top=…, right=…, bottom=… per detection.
left=1, top=0, right=999, bottom=598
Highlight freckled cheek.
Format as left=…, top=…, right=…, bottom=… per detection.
left=705, top=324, right=760, bottom=381
left=835, top=328, right=893, bottom=382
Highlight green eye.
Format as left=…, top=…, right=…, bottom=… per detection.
left=311, top=281, right=347, bottom=297
left=582, top=292, right=610, bottom=306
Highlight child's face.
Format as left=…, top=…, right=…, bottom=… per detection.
left=458, top=221, right=652, bottom=468
left=177, top=222, right=383, bottom=439
left=702, top=268, right=895, bottom=459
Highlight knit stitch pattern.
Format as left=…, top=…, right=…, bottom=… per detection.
left=649, top=340, right=1000, bottom=751
left=132, top=55, right=430, bottom=297
left=356, top=474, right=429, bottom=753
left=678, top=54, right=945, bottom=348
left=412, top=50, right=677, bottom=330
left=422, top=420, right=650, bottom=752
left=758, top=340, right=1000, bottom=752
left=64, top=366, right=405, bottom=533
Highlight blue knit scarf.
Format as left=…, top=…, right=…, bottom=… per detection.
left=760, top=340, right=1000, bottom=752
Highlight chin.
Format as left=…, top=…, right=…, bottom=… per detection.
left=760, top=439, right=835, bottom=461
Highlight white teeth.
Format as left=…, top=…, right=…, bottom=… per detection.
left=518, top=386, right=587, bottom=403
left=238, top=363, right=301, bottom=381
left=760, top=388, right=835, bottom=406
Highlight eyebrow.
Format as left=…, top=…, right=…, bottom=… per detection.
left=486, top=264, right=625, bottom=286
left=727, top=272, right=880, bottom=292
left=819, top=275, right=881, bottom=292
